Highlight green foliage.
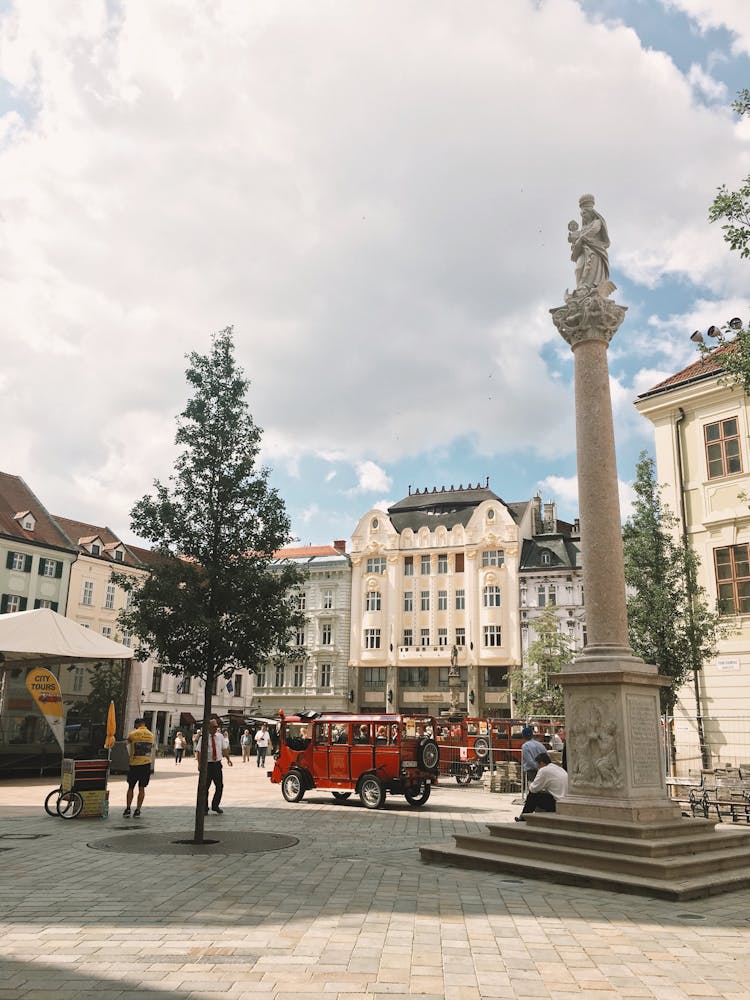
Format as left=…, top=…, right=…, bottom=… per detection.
left=511, top=604, right=570, bottom=717
left=709, top=88, right=750, bottom=258
left=698, top=324, right=750, bottom=396
left=70, top=661, right=127, bottom=728
left=114, top=327, right=303, bottom=684
left=623, top=453, right=724, bottom=711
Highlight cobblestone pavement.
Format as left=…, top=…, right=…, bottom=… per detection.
left=2, top=760, right=750, bottom=999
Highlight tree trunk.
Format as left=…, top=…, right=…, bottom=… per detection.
left=193, top=665, right=214, bottom=844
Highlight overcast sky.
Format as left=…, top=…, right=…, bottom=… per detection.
left=1, top=0, right=749, bottom=548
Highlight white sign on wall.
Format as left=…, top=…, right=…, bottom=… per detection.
left=716, top=657, right=741, bottom=672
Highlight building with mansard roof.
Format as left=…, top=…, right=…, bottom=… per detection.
left=349, top=481, right=536, bottom=717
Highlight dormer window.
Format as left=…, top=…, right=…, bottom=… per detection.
left=91, top=544, right=101, bottom=556
left=14, top=511, right=36, bottom=532
left=114, top=550, right=124, bottom=562
left=541, top=551, right=551, bottom=565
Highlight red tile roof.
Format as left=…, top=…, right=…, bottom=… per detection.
left=0, top=473, right=77, bottom=552
left=274, top=545, right=346, bottom=559
left=639, top=344, right=733, bottom=398
left=53, top=515, right=142, bottom=567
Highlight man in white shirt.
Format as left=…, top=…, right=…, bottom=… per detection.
left=515, top=752, right=568, bottom=821
left=196, top=718, right=232, bottom=814
left=254, top=723, right=271, bottom=768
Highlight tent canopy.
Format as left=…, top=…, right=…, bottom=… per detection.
left=0, top=608, right=134, bottom=668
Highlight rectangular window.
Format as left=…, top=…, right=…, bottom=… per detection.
left=293, top=662, right=304, bottom=687
left=365, top=591, right=381, bottom=612
left=437, top=553, right=448, bottom=574
left=275, top=662, right=285, bottom=686
left=321, top=623, right=333, bottom=645
left=114, top=550, right=124, bottom=562
left=296, top=591, right=306, bottom=610
left=295, top=628, right=306, bottom=646
left=181, top=674, right=192, bottom=694
left=455, top=552, right=465, bottom=573
left=3, top=595, right=23, bottom=613
left=715, top=544, right=750, bottom=614
left=363, top=666, right=387, bottom=689
left=420, top=555, right=431, bottom=575
left=402, top=628, right=413, bottom=646
left=72, top=666, right=86, bottom=693
left=35, top=599, right=55, bottom=610
left=482, top=549, right=504, bottom=567
left=121, top=629, right=131, bottom=648
left=404, top=556, right=414, bottom=576
left=101, top=625, right=112, bottom=639
left=323, top=589, right=333, bottom=609
left=256, top=664, right=266, bottom=687
left=234, top=674, right=243, bottom=697
left=81, top=581, right=94, bottom=606
left=485, top=666, right=508, bottom=688
left=705, top=417, right=742, bottom=479
left=40, top=558, right=57, bottom=578
left=104, top=583, right=116, bottom=610
left=483, top=585, right=501, bottom=607
left=438, top=590, right=448, bottom=610
left=91, top=543, right=101, bottom=556
left=364, top=628, right=381, bottom=649
left=455, top=627, right=466, bottom=647
left=438, top=627, right=448, bottom=646
left=11, top=552, right=25, bottom=571
left=455, top=589, right=465, bottom=610
left=483, top=624, right=502, bottom=647
left=420, top=628, right=430, bottom=646
left=399, top=666, right=429, bottom=688
left=404, top=591, right=413, bottom=612
left=366, top=556, right=386, bottom=574
left=420, top=591, right=430, bottom=611
left=548, top=584, right=557, bottom=605
left=319, top=663, right=331, bottom=688
left=537, top=584, right=546, bottom=608
left=151, top=666, right=163, bottom=693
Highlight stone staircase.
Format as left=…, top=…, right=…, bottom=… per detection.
left=420, top=812, right=750, bottom=900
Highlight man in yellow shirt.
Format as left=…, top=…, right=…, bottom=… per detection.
left=123, top=717, right=154, bottom=818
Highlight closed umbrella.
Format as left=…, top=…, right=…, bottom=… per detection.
left=104, top=700, right=116, bottom=750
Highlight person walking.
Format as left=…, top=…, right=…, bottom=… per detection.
left=196, top=718, right=232, bottom=814
left=123, top=717, right=154, bottom=818
left=241, top=728, right=252, bottom=762
left=173, top=731, right=186, bottom=765
left=254, top=723, right=271, bottom=768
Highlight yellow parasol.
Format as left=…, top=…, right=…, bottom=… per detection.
left=104, top=699, right=117, bottom=749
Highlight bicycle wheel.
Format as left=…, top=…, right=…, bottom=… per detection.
left=57, top=791, right=83, bottom=819
left=44, top=787, right=62, bottom=817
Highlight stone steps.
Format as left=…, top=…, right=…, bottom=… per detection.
left=420, top=814, right=750, bottom=901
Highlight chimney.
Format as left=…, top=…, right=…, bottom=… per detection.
left=333, top=540, right=346, bottom=553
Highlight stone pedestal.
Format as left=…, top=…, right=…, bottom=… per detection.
left=421, top=195, right=750, bottom=898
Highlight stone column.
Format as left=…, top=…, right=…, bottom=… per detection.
left=550, top=196, right=678, bottom=825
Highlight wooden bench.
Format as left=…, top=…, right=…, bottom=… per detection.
left=688, top=777, right=750, bottom=823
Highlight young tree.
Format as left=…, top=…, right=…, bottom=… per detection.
left=115, top=327, right=303, bottom=842
left=623, top=453, right=725, bottom=767
left=512, top=604, right=570, bottom=718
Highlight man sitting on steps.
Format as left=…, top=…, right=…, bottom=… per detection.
left=515, top=752, right=568, bottom=822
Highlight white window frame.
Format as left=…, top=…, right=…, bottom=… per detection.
left=364, top=628, right=381, bottom=650
left=366, top=591, right=381, bottom=612
left=82, top=581, right=94, bottom=606
left=483, top=624, right=502, bottom=647
left=483, top=585, right=501, bottom=608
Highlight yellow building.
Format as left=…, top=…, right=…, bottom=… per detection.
left=349, top=483, right=530, bottom=716
left=636, top=348, right=750, bottom=767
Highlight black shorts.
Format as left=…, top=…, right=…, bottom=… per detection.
left=127, top=763, right=151, bottom=789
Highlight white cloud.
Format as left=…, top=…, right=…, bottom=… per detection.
left=350, top=461, right=392, bottom=496
left=661, top=1, right=750, bottom=57
left=0, top=1, right=749, bottom=539
left=539, top=474, right=637, bottom=522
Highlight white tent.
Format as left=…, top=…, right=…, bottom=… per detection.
left=0, top=608, right=134, bottom=667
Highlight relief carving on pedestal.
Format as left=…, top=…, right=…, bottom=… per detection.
left=568, top=695, right=623, bottom=790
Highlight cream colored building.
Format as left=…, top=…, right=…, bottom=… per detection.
left=636, top=349, right=750, bottom=766
left=349, top=483, right=533, bottom=716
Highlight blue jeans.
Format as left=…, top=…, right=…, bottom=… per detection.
left=256, top=747, right=267, bottom=767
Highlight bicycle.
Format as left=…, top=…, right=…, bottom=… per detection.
left=44, top=786, right=84, bottom=819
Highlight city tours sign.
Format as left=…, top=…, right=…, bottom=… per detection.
left=25, top=667, right=65, bottom=751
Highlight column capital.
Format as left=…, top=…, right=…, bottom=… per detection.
left=550, top=291, right=627, bottom=348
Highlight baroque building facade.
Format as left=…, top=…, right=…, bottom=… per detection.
left=636, top=347, right=750, bottom=766
left=349, top=483, right=535, bottom=717
left=256, top=542, right=352, bottom=715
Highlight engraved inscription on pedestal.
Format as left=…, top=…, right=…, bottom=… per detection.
left=567, top=693, right=623, bottom=791
left=626, top=694, right=662, bottom=787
